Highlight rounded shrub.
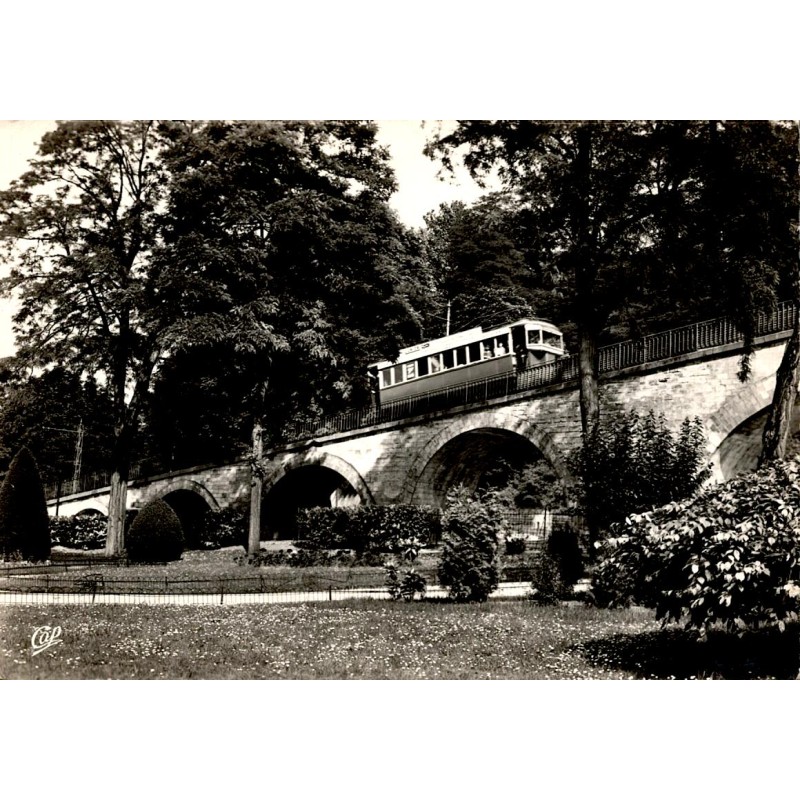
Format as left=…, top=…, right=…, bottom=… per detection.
left=126, top=498, right=184, bottom=562
left=0, top=446, right=51, bottom=562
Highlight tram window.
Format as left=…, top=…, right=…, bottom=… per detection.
left=543, top=331, right=561, bottom=348
left=482, top=338, right=495, bottom=358
left=495, top=334, right=509, bottom=354
left=393, top=365, right=403, bottom=384
left=443, top=349, right=455, bottom=369
left=455, top=346, right=468, bottom=366
left=381, top=367, right=393, bottom=387
left=404, top=362, right=416, bottom=381
left=429, top=353, right=443, bottom=373
left=468, top=342, right=481, bottom=362
left=528, top=329, right=542, bottom=345
left=417, top=357, right=429, bottom=376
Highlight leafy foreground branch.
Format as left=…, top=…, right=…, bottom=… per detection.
left=594, top=457, right=800, bottom=637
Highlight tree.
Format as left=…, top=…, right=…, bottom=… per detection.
left=427, top=122, right=669, bottom=444
left=746, top=122, right=800, bottom=465
left=0, top=446, right=50, bottom=561
left=571, top=411, right=711, bottom=538
left=420, top=194, right=556, bottom=336
left=157, top=121, right=422, bottom=552
left=0, top=121, right=173, bottom=555
left=426, top=120, right=799, bottom=474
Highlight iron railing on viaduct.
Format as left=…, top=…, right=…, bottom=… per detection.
left=46, top=302, right=796, bottom=500
left=285, top=301, right=797, bottom=441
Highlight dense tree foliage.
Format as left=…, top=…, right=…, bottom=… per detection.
left=137, top=346, right=253, bottom=473
left=157, top=120, right=423, bottom=432
left=419, top=194, right=565, bottom=338
left=0, top=446, right=50, bottom=561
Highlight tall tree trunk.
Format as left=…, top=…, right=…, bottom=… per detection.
left=577, top=324, right=600, bottom=442
left=105, top=471, right=128, bottom=556
left=248, top=417, right=264, bottom=556
left=247, top=377, right=269, bottom=556
left=760, top=291, right=800, bottom=466
left=573, top=124, right=600, bottom=441
left=573, top=124, right=604, bottom=553
left=105, top=426, right=131, bottom=556
left=577, top=320, right=602, bottom=554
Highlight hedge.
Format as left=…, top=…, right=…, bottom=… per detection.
left=294, top=505, right=442, bottom=553
left=50, top=514, right=107, bottom=550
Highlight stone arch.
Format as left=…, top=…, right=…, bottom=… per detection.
left=703, top=373, right=776, bottom=480
left=261, top=452, right=374, bottom=540
left=262, top=452, right=374, bottom=505
left=401, top=409, right=573, bottom=507
left=64, top=498, right=109, bottom=517
left=146, top=478, right=221, bottom=549
left=146, top=477, right=221, bottom=513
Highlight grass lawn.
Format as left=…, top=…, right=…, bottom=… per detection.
left=2, top=600, right=798, bottom=679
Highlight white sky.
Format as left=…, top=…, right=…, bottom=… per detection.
left=0, top=120, right=493, bottom=359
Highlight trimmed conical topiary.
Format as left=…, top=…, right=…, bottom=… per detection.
left=0, top=446, right=51, bottom=561
left=126, top=498, right=184, bottom=562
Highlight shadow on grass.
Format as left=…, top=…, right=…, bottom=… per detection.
left=575, top=625, right=800, bottom=680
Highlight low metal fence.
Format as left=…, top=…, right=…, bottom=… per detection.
left=0, top=556, right=130, bottom=578
left=0, top=574, right=536, bottom=606
left=500, top=511, right=585, bottom=539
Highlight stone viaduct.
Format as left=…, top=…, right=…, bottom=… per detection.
left=47, top=307, right=799, bottom=549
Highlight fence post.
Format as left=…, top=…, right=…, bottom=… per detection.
left=220, top=579, right=225, bottom=605
left=329, top=585, right=332, bottom=602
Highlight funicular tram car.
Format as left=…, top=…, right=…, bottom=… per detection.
left=368, top=319, right=566, bottom=405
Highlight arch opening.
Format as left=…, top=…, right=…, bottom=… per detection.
left=262, top=465, right=362, bottom=540
left=161, top=489, right=215, bottom=549
left=716, top=398, right=800, bottom=481
left=412, top=427, right=565, bottom=508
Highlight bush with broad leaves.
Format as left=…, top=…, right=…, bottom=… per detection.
left=437, top=487, right=501, bottom=602
left=593, top=457, right=800, bottom=634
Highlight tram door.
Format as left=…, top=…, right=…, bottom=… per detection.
left=510, top=324, right=528, bottom=372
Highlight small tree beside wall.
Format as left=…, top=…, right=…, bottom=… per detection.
left=571, top=411, right=711, bottom=545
